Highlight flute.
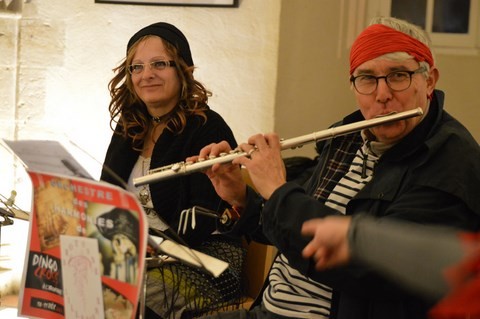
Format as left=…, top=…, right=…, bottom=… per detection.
left=134, top=107, right=423, bottom=186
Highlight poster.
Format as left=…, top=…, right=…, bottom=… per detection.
left=18, top=171, right=148, bottom=319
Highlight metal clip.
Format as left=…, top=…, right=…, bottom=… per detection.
left=177, top=206, right=220, bottom=234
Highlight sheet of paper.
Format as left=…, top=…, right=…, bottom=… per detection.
left=60, top=235, right=105, bottom=319
left=2, top=139, right=92, bottom=179
left=149, top=236, right=229, bottom=278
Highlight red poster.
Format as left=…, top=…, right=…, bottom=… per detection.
left=18, top=171, right=147, bottom=319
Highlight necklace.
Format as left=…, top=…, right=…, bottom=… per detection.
left=139, top=158, right=151, bottom=206
left=150, top=113, right=171, bottom=124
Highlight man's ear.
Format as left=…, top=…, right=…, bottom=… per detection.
left=427, top=66, right=440, bottom=94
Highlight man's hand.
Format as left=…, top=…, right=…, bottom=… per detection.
left=234, top=133, right=287, bottom=200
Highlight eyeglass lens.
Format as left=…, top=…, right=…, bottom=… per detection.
left=128, top=60, right=174, bottom=74
left=352, top=68, right=424, bottom=95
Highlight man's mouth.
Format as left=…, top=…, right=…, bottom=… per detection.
left=374, top=111, right=397, bottom=118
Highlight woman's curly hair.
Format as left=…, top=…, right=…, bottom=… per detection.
left=107, top=35, right=209, bottom=150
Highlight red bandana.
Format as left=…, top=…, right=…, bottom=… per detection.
left=350, top=24, right=434, bottom=75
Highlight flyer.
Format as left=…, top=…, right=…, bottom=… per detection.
left=18, top=171, right=148, bottom=319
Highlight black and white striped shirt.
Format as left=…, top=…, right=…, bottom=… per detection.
left=263, top=136, right=382, bottom=318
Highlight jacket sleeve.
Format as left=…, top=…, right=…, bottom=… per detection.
left=348, top=214, right=464, bottom=300
left=101, top=126, right=139, bottom=187
left=222, top=187, right=271, bottom=244
left=168, top=112, right=239, bottom=246
left=261, top=182, right=479, bottom=300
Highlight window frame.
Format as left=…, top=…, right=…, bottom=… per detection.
left=364, top=0, right=480, bottom=55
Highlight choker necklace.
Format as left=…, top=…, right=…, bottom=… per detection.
left=151, top=113, right=170, bottom=124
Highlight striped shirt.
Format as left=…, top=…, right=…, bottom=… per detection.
left=263, top=134, right=382, bottom=318
left=325, top=141, right=378, bottom=213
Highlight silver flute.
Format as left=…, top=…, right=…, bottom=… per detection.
left=133, top=107, right=423, bottom=186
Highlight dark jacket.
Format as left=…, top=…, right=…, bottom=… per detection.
left=101, top=108, right=237, bottom=247
left=234, top=90, right=480, bottom=319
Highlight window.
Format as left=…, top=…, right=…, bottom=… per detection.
left=365, top=0, right=480, bottom=55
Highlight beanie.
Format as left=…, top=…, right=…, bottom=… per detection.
left=127, top=22, right=194, bottom=67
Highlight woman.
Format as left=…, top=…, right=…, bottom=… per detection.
left=101, top=22, right=244, bottom=319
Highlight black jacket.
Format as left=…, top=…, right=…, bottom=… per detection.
left=235, top=90, right=480, bottom=319
left=101, top=109, right=237, bottom=246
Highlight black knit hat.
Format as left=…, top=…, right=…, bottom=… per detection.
left=96, top=207, right=139, bottom=247
left=127, top=22, right=194, bottom=67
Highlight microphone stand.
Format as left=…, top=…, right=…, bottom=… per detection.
left=138, top=206, right=232, bottom=319
left=0, top=191, right=17, bottom=227
left=0, top=207, right=14, bottom=227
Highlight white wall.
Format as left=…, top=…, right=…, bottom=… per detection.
left=0, top=0, right=281, bottom=211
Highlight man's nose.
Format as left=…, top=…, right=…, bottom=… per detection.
left=375, top=77, right=393, bottom=102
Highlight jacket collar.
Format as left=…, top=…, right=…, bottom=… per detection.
left=342, top=89, right=445, bottom=162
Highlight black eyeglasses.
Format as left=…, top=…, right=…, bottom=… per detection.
left=127, top=60, right=176, bottom=75
left=350, top=67, right=426, bottom=95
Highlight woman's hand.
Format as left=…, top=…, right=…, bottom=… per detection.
left=188, top=141, right=247, bottom=209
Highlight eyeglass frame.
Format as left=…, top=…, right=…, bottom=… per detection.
left=350, top=66, right=427, bottom=95
left=127, top=60, right=177, bottom=75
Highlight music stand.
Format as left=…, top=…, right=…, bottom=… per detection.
left=138, top=233, right=230, bottom=318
